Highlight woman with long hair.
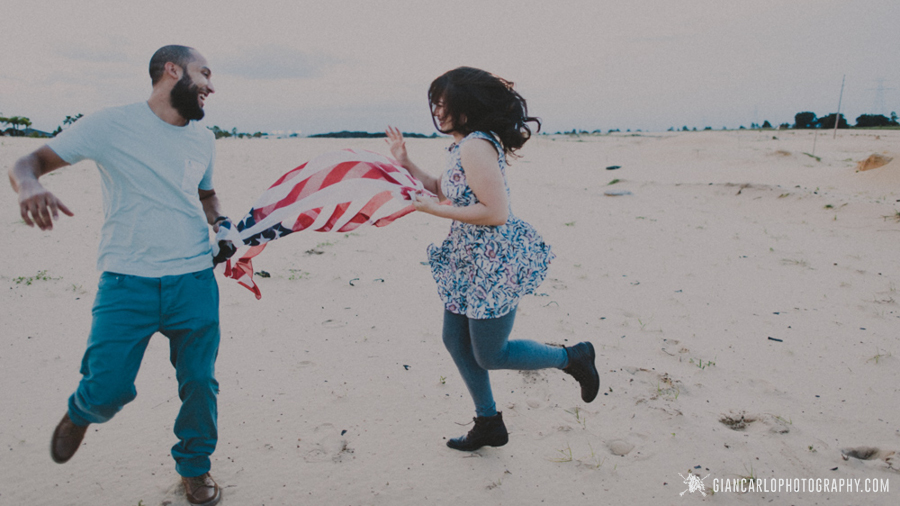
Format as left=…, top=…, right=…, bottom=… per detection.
left=386, top=67, right=599, bottom=451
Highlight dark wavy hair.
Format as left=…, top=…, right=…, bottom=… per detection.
left=428, top=67, right=541, bottom=157
left=149, top=45, right=196, bottom=85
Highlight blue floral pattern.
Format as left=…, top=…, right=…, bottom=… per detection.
left=427, top=131, right=555, bottom=319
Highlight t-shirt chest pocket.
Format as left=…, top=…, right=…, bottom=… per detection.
left=181, top=159, right=206, bottom=192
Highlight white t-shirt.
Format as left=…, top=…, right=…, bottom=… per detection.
left=47, top=102, right=216, bottom=277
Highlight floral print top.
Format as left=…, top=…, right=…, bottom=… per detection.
left=427, top=131, right=555, bottom=319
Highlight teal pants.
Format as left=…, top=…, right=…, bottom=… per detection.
left=442, top=308, right=568, bottom=418
left=68, top=269, right=220, bottom=478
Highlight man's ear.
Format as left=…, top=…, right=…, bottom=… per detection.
left=164, top=61, right=182, bottom=81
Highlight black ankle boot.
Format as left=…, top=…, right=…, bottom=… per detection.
left=447, top=412, right=509, bottom=451
left=563, top=342, right=600, bottom=402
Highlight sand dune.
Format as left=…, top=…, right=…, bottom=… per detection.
left=1, top=130, right=898, bottom=505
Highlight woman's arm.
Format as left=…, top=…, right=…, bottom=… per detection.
left=412, top=139, right=508, bottom=226
left=385, top=126, right=445, bottom=200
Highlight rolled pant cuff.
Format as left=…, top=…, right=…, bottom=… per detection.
left=176, top=458, right=212, bottom=478
left=67, top=394, right=102, bottom=427
left=65, top=409, right=93, bottom=428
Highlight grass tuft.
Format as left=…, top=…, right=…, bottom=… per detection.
left=550, top=443, right=574, bottom=463
left=13, top=270, right=58, bottom=285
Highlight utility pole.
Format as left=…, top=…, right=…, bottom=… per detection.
left=868, top=78, right=895, bottom=115
left=833, top=75, right=845, bottom=140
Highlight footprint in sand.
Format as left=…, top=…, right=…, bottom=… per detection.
left=660, top=339, right=689, bottom=356
left=841, top=446, right=896, bottom=469
left=526, top=399, right=543, bottom=409
left=607, top=440, right=635, bottom=457
left=719, top=411, right=757, bottom=430
left=719, top=411, right=790, bottom=434
left=623, top=367, right=685, bottom=400
left=302, top=423, right=355, bottom=463
left=518, top=370, right=548, bottom=384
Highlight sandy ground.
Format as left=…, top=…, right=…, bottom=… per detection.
left=1, top=130, right=899, bottom=505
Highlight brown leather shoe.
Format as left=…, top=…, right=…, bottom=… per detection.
left=50, top=413, right=89, bottom=464
left=182, top=472, right=221, bottom=506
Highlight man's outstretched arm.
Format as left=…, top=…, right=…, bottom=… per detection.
left=9, top=145, right=73, bottom=231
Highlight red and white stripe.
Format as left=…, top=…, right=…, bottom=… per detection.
left=220, top=149, right=431, bottom=298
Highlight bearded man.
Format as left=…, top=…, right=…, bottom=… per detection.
left=9, top=45, right=227, bottom=506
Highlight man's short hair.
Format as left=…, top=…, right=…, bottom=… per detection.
left=149, top=45, right=196, bottom=85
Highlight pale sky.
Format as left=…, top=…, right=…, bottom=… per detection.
left=3, top=0, right=898, bottom=135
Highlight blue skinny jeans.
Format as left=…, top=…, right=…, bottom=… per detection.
left=442, top=308, right=568, bottom=417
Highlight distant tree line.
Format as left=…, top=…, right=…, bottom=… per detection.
left=207, top=125, right=265, bottom=139
left=51, top=114, right=84, bottom=136
left=568, top=111, right=900, bottom=135
left=792, top=111, right=899, bottom=129
left=0, top=115, right=34, bottom=136
left=662, top=112, right=899, bottom=132
left=6, top=109, right=897, bottom=140
left=1, top=113, right=83, bottom=137
left=309, top=130, right=439, bottom=139
left=0, top=117, right=443, bottom=139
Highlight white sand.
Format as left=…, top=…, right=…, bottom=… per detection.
left=1, top=130, right=898, bottom=505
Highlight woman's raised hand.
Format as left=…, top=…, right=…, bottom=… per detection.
left=385, top=126, right=410, bottom=165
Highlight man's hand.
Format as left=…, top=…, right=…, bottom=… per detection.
left=17, top=182, right=74, bottom=231
left=10, top=146, right=73, bottom=231
left=211, top=217, right=239, bottom=266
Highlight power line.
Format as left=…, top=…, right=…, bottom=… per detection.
left=868, top=78, right=895, bottom=114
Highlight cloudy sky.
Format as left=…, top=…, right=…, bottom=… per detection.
left=3, top=0, right=898, bottom=135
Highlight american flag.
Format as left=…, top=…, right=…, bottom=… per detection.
left=216, top=149, right=431, bottom=299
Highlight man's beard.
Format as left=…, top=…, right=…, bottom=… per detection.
left=170, top=73, right=205, bottom=121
